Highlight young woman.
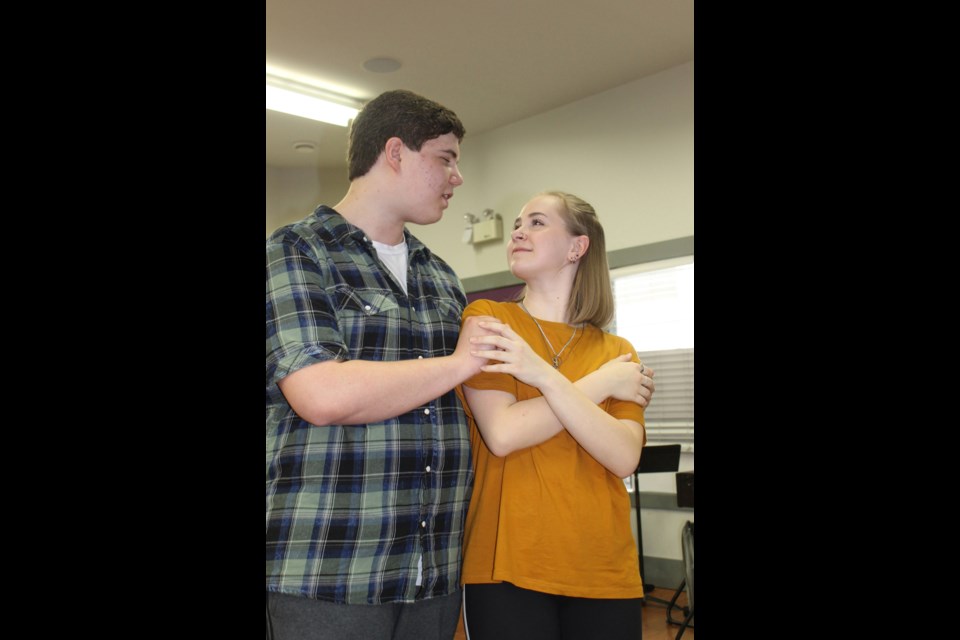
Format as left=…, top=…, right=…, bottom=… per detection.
left=458, top=191, right=652, bottom=640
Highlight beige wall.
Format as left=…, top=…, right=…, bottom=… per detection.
left=411, top=61, right=694, bottom=281
left=266, top=61, right=693, bottom=281
left=266, top=166, right=349, bottom=237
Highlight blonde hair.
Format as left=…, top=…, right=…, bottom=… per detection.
left=521, top=191, right=616, bottom=328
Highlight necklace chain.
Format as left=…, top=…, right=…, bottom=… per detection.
left=518, top=301, right=580, bottom=368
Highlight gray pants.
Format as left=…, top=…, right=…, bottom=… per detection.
left=266, top=590, right=462, bottom=640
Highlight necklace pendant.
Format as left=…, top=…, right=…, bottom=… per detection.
left=552, top=356, right=560, bottom=368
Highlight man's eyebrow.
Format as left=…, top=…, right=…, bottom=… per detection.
left=440, top=148, right=459, bottom=160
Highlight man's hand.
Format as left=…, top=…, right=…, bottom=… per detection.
left=455, top=314, right=500, bottom=376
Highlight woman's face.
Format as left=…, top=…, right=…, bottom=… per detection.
left=507, top=195, right=581, bottom=280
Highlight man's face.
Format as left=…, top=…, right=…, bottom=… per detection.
left=398, top=133, right=464, bottom=226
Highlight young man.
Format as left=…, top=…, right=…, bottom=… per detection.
left=266, top=90, right=498, bottom=640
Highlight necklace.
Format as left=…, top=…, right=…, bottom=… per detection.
left=518, top=301, right=581, bottom=368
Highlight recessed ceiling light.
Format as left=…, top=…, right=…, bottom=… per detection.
left=293, top=141, right=317, bottom=153
left=363, top=57, right=402, bottom=73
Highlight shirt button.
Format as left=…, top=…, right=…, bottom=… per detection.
left=364, top=305, right=372, bottom=312
left=425, top=465, right=431, bottom=472
left=420, top=520, right=427, bottom=528
left=423, top=408, right=430, bottom=415
left=418, top=355, right=424, bottom=360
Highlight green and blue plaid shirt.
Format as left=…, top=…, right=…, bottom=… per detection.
left=266, top=206, right=473, bottom=604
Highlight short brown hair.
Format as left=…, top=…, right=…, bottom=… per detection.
left=346, top=90, right=466, bottom=180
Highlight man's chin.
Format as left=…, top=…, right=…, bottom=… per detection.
left=414, top=211, right=444, bottom=226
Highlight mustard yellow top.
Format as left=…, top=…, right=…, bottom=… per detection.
left=458, top=299, right=646, bottom=599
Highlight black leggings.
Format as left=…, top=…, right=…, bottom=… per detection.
left=463, top=582, right=642, bottom=640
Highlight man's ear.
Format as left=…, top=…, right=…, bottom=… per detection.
left=384, top=137, right=404, bottom=172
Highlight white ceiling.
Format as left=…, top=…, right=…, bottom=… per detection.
left=266, top=0, right=694, bottom=170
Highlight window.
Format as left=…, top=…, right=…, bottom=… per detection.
left=609, top=256, right=694, bottom=452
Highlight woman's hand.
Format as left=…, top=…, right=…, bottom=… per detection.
left=469, top=320, right=559, bottom=389
left=597, top=355, right=656, bottom=406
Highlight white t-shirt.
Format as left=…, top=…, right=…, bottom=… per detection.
left=371, top=239, right=408, bottom=294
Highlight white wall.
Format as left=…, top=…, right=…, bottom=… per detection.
left=408, top=61, right=694, bottom=281
left=266, top=165, right=349, bottom=237
left=634, top=452, right=694, bottom=562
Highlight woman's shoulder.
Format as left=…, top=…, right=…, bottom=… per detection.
left=463, top=298, right=519, bottom=319
left=592, top=326, right=639, bottom=353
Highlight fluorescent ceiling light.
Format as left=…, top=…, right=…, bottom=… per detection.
left=265, top=74, right=362, bottom=127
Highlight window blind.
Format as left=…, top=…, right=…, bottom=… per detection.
left=633, top=348, right=694, bottom=449
left=610, top=257, right=694, bottom=452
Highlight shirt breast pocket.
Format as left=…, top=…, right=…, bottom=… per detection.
left=332, top=286, right=401, bottom=358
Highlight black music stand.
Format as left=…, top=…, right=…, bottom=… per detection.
left=632, top=444, right=681, bottom=608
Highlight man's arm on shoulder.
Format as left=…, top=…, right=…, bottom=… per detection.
left=278, top=315, right=498, bottom=425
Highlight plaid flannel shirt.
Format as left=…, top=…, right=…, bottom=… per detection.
left=266, top=206, right=473, bottom=604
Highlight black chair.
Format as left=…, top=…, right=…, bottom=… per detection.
left=665, top=470, right=694, bottom=637
left=632, top=444, right=681, bottom=608
left=666, top=520, right=694, bottom=639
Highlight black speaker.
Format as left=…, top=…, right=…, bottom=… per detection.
left=676, top=470, right=694, bottom=508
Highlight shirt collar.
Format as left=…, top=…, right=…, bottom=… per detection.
left=315, top=205, right=431, bottom=261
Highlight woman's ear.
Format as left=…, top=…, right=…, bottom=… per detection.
left=570, top=236, right=590, bottom=261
